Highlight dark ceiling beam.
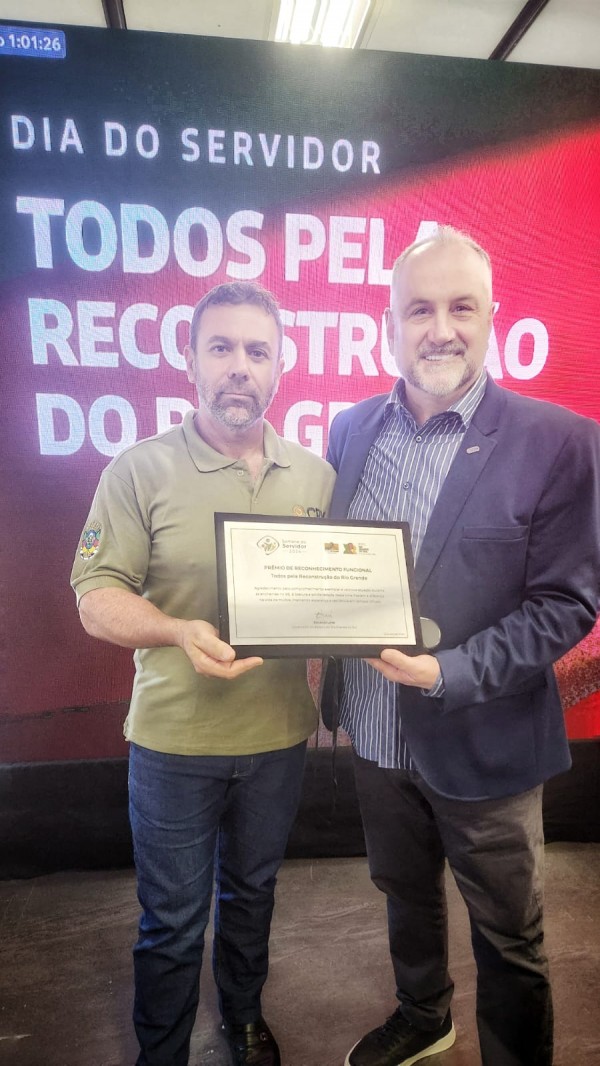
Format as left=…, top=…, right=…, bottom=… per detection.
left=102, top=0, right=128, bottom=30
left=489, top=0, right=552, bottom=61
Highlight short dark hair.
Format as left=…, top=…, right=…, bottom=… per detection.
left=189, top=281, right=283, bottom=352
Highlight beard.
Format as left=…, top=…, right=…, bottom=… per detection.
left=198, top=376, right=278, bottom=429
left=406, top=342, right=477, bottom=398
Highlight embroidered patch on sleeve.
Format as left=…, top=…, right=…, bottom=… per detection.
left=79, top=524, right=102, bottom=559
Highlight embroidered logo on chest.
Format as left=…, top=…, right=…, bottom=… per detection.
left=292, top=505, right=324, bottom=518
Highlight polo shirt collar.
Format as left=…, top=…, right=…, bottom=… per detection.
left=182, top=410, right=290, bottom=472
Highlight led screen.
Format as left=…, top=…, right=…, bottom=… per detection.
left=1, top=23, right=599, bottom=754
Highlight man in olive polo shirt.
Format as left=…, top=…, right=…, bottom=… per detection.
left=71, top=281, right=335, bottom=1066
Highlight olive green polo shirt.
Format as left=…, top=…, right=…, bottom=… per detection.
left=71, top=412, right=336, bottom=756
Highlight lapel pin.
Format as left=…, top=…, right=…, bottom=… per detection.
left=466, top=446, right=480, bottom=454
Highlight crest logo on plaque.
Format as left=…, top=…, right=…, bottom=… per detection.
left=257, top=536, right=280, bottom=555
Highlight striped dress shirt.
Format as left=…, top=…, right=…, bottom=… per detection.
left=340, top=371, right=488, bottom=769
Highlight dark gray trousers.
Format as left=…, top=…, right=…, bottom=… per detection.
left=353, top=752, right=553, bottom=1066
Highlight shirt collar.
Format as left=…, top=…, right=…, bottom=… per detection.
left=182, top=410, right=290, bottom=472
left=386, top=370, right=488, bottom=430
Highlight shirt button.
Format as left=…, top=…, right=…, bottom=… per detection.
left=237, top=469, right=244, bottom=477
left=415, top=435, right=422, bottom=442
left=403, top=481, right=411, bottom=490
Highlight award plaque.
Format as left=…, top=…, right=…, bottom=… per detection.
left=215, top=513, right=425, bottom=658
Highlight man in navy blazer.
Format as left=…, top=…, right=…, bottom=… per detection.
left=326, top=226, right=600, bottom=1066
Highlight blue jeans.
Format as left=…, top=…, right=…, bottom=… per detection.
left=128, top=740, right=307, bottom=1066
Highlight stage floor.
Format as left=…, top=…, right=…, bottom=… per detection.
left=1, top=843, right=599, bottom=1065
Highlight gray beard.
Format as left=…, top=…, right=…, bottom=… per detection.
left=198, top=381, right=277, bottom=429
left=407, top=346, right=475, bottom=398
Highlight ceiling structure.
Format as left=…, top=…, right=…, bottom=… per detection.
left=0, top=0, right=598, bottom=71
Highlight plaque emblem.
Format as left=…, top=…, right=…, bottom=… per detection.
left=257, top=535, right=280, bottom=555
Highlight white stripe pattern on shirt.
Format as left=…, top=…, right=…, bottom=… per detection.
left=340, top=372, right=488, bottom=769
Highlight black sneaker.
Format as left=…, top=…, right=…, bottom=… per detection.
left=221, top=1016, right=281, bottom=1066
left=345, top=1008, right=455, bottom=1066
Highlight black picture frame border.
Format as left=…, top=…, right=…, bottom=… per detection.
left=215, top=512, right=424, bottom=658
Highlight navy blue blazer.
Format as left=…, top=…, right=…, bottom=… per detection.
left=326, top=377, right=600, bottom=800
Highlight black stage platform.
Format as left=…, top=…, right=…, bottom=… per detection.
left=1, top=741, right=598, bottom=879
